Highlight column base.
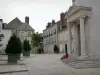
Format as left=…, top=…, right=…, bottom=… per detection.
left=78, top=55, right=88, bottom=60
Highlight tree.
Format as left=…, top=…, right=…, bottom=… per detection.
left=31, top=32, right=41, bottom=47
left=23, top=39, right=31, bottom=51
left=5, top=34, right=22, bottom=54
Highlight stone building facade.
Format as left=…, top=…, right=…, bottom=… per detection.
left=0, top=17, right=34, bottom=52
left=58, top=13, right=68, bottom=53
left=43, top=13, right=68, bottom=53
left=58, top=28, right=68, bottom=53
left=66, top=0, right=100, bottom=59
left=43, top=20, right=58, bottom=53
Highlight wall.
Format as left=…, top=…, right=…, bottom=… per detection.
left=0, top=29, right=12, bottom=52
left=75, top=0, right=100, bottom=59
left=58, top=29, right=68, bottom=53
left=43, top=24, right=58, bottom=53
left=18, top=30, right=33, bottom=43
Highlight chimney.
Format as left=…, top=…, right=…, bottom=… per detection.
left=46, top=22, right=51, bottom=28
left=0, top=19, right=3, bottom=23
left=60, top=12, right=66, bottom=29
left=25, top=16, right=29, bottom=24
left=52, top=20, right=55, bottom=25
left=60, top=12, right=65, bottom=25
left=48, top=22, right=51, bottom=27
left=72, top=0, right=76, bottom=5
left=0, top=19, right=3, bottom=31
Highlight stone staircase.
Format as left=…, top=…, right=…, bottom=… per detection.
left=62, top=57, right=100, bottom=69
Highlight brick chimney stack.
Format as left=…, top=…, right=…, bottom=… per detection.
left=0, top=19, right=3, bottom=31
left=60, top=12, right=65, bottom=25
left=0, top=19, right=3, bottom=23
left=48, top=22, right=51, bottom=27
left=25, top=16, right=29, bottom=24
left=52, top=20, right=55, bottom=25
left=46, top=22, right=51, bottom=28
left=72, top=0, right=76, bottom=5
left=60, top=12, right=66, bottom=29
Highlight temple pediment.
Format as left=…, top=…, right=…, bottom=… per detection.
left=65, top=5, right=92, bottom=22
left=65, top=5, right=92, bottom=19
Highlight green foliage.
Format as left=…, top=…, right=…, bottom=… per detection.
left=23, top=39, right=31, bottom=51
left=31, top=32, right=41, bottom=47
left=5, top=34, right=22, bottom=54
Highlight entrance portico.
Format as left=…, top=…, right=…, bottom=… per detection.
left=65, top=5, right=92, bottom=59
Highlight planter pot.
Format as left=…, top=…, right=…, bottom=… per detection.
left=8, top=53, right=20, bottom=63
left=17, top=54, right=21, bottom=60
left=23, top=51, right=30, bottom=57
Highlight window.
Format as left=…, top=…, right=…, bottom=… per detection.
left=21, top=31, right=24, bottom=36
left=54, top=29, right=56, bottom=34
left=49, top=31, right=50, bottom=36
left=28, top=32, right=31, bottom=36
left=49, top=34, right=50, bottom=36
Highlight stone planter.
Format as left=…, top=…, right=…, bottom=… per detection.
left=23, top=51, right=30, bottom=57
left=17, top=54, right=21, bottom=60
left=8, top=54, right=20, bottom=63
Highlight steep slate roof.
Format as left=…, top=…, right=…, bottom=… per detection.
left=17, top=22, right=34, bottom=31
left=7, top=17, right=23, bottom=29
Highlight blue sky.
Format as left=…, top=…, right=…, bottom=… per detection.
left=0, top=0, right=72, bottom=33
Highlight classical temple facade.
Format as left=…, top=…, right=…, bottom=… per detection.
left=66, top=0, right=100, bottom=59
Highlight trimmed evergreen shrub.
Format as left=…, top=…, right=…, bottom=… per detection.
left=23, top=39, right=31, bottom=51
left=5, top=34, right=22, bottom=54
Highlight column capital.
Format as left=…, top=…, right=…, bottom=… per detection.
left=77, top=16, right=86, bottom=20
left=68, top=22, right=73, bottom=25
left=79, top=15, right=86, bottom=19
left=72, top=22, right=76, bottom=25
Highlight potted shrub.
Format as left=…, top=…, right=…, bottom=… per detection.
left=5, top=34, right=22, bottom=63
left=54, top=45, right=59, bottom=53
left=23, top=39, right=31, bottom=57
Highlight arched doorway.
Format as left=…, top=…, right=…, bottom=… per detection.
left=53, top=45, right=59, bottom=53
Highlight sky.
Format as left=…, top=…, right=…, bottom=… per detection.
left=0, top=0, right=72, bottom=33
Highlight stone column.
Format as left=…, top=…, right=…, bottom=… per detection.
left=68, top=22, right=72, bottom=55
left=80, top=16, right=88, bottom=59
left=76, top=25, right=80, bottom=56
left=73, top=22, right=77, bottom=56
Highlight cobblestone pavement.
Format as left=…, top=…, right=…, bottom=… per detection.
left=25, top=54, right=100, bottom=75
left=25, top=54, right=74, bottom=75
left=1, top=54, right=100, bottom=75
left=0, top=55, right=29, bottom=75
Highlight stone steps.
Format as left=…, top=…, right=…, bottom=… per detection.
left=62, top=58, right=100, bottom=69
